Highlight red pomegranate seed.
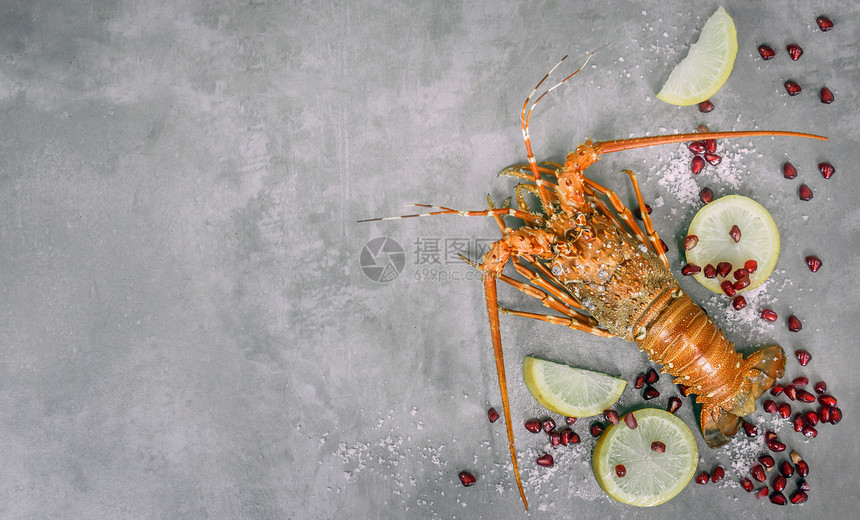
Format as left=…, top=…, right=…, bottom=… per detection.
left=798, top=184, right=813, bottom=201
left=542, top=418, right=556, bottom=433
left=830, top=406, right=843, bottom=424
left=615, top=464, right=626, bottom=477
left=751, top=464, right=766, bottom=482
left=763, top=399, right=778, bottom=414
left=798, top=478, right=810, bottom=491
left=744, top=259, right=757, bottom=273
left=770, top=491, right=788, bottom=505
left=733, top=277, right=750, bottom=291
left=721, top=280, right=736, bottom=297
left=758, top=45, right=776, bottom=60
left=814, top=381, right=827, bottom=394
left=782, top=162, right=798, bottom=179
left=651, top=441, right=666, bottom=453
left=565, top=416, right=577, bottom=425
left=524, top=418, right=541, bottom=433
left=704, top=139, right=716, bottom=153
left=711, top=466, right=725, bottom=483
left=795, top=349, right=811, bottom=365
left=817, top=16, right=834, bottom=31
left=703, top=264, right=717, bottom=278
left=742, top=421, right=758, bottom=437
left=786, top=44, right=803, bottom=61
left=772, top=474, right=787, bottom=492
left=767, top=439, right=787, bottom=452
left=777, top=402, right=792, bottom=419
left=536, top=454, right=554, bottom=467
left=784, top=81, right=802, bottom=96
left=643, top=385, right=660, bottom=400
left=590, top=422, right=605, bottom=437
left=759, top=454, right=775, bottom=469
left=704, top=152, right=722, bottom=165
left=761, top=309, right=778, bottom=322
left=689, top=141, right=707, bottom=154
left=819, top=86, right=835, bottom=104
left=819, top=406, right=832, bottom=423
left=683, top=235, right=699, bottom=250
left=780, top=461, right=795, bottom=478
left=695, top=472, right=710, bottom=485
left=487, top=407, right=500, bottom=423
left=806, top=255, right=822, bottom=272
left=797, top=389, right=816, bottom=403
left=764, top=430, right=777, bottom=442
left=716, top=261, right=732, bottom=277
left=549, top=431, right=562, bottom=447
left=698, top=100, right=715, bottom=113
left=699, top=187, right=714, bottom=204
left=667, top=396, right=682, bottom=414
left=458, top=471, right=477, bottom=486
left=633, top=204, right=652, bottom=221
left=818, top=162, right=835, bottom=179
left=784, top=384, right=797, bottom=401
left=818, top=394, right=837, bottom=407
left=770, top=384, right=784, bottom=396
left=733, top=267, right=749, bottom=280
left=793, top=413, right=805, bottom=432
left=732, top=295, right=747, bottom=310
left=790, top=490, right=809, bottom=504
left=677, top=384, right=690, bottom=397
left=739, top=478, right=754, bottom=492
left=568, top=431, right=581, bottom=444
left=691, top=155, right=706, bottom=175
left=756, top=486, right=769, bottom=499
left=796, top=459, right=810, bottom=478
left=646, top=368, right=659, bottom=384
left=804, top=411, right=819, bottom=426
left=802, top=425, right=818, bottom=438
left=604, top=409, right=619, bottom=425
left=634, top=373, right=646, bottom=389
left=729, top=224, right=741, bottom=243
left=681, top=263, right=701, bottom=277
left=559, top=428, right=572, bottom=446
left=624, top=412, right=638, bottom=430
left=788, top=315, right=802, bottom=332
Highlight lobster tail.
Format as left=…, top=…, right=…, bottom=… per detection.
left=700, top=344, right=786, bottom=447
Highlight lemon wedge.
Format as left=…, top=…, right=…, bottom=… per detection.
left=522, top=356, right=626, bottom=417
left=657, top=6, right=738, bottom=105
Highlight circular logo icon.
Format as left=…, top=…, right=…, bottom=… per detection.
left=360, top=237, right=405, bottom=282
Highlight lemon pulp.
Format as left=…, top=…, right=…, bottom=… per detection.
left=522, top=356, right=626, bottom=417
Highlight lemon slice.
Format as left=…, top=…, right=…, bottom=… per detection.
left=685, top=195, right=780, bottom=293
left=593, top=409, right=698, bottom=507
left=522, top=356, right=626, bottom=417
left=657, top=6, right=738, bottom=105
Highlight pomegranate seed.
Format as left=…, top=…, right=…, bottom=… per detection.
left=793, top=413, right=805, bottom=432
left=458, top=471, right=477, bottom=486
left=819, top=86, right=835, bottom=104
left=667, top=396, right=682, bottom=414
left=566, top=416, right=577, bottom=425
left=818, top=394, right=837, bottom=407
left=568, top=432, right=581, bottom=444
left=646, top=368, right=659, bottom=384
left=751, top=464, right=766, bottom=482
left=542, top=418, right=556, bottom=433
left=487, top=407, right=500, bottom=423
left=733, top=267, right=749, bottom=280
left=803, top=410, right=819, bottom=426
left=798, top=184, right=813, bottom=201
left=603, top=409, right=619, bottom=425
left=756, top=486, right=769, bottom=499
left=729, top=224, right=741, bottom=243
left=770, top=384, right=784, bottom=396
left=794, top=377, right=809, bottom=389
left=818, top=162, right=835, bottom=179
left=524, top=418, right=541, bottom=433
left=805, top=255, right=822, bottom=272
left=733, top=277, right=749, bottom=291
left=814, top=381, right=827, bottom=394
left=691, top=155, right=706, bottom=175
left=764, top=431, right=777, bottom=442
left=560, top=428, right=572, bottom=446
left=797, top=389, right=816, bottom=403
left=732, top=295, right=747, bottom=310
left=742, top=421, right=758, bottom=437
left=624, top=412, right=638, bottom=430
left=758, top=45, right=776, bottom=60
left=549, top=431, right=562, bottom=448
left=763, top=399, right=778, bottom=414
left=704, top=152, right=721, bottom=166
left=720, top=280, right=736, bottom=297
left=703, top=264, right=717, bottom=278
left=830, top=406, right=843, bottom=424
left=711, top=466, right=725, bottom=483
left=704, top=139, right=716, bottom=153
left=651, top=441, right=666, bottom=453
left=786, top=44, right=803, bottom=61
left=681, top=262, right=702, bottom=276
left=677, top=384, right=691, bottom=397
left=780, top=461, right=795, bottom=478
left=740, top=478, right=754, bottom=492
left=777, top=402, right=792, bottom=419
left=698, top=100, right=715, bottom=113
left=759, top=454, right=775, bottom=469
left=643, top=385, right=660, bottom=400
left=790, top=490, right=809, bottom=504
left=634, top=373, right=646, bottom=389
left=782, top=162, right=798, bottom=179
left=796, top=459, right=810, bottom=478
left=760, top=309, right=778, bottom=322
left=802, top=425, right=818, bottom=438
left=660, top=239, right=669, bottom=253
left=716, top=261, right=732, bottom=277
left=590, top=422, right=605, bottom=437
left=819, top=405, right=832, bottom=423
left=699, top=187, right=714, bottom=204
left=695, top=472, right=710, bottom=485
left=772, top=474, right=787, bottom=492
left=784, top=384, right=797, bottom=401
left=788, top=315, right=802, bottom=332
left=744, top=259, right=757, bottom=273
left=798, top=478, right=810, bottom=491
left=817, top=16, right=834, bottom=31
left=633, top=204, right=652, bottom=220
left=683, top=235, right=699, bottom=250
left=770, top=491, right=788, bottom=505
left=767, top=439, right=787, bottom=453
left=795, top=349, right=811, bottom=366
left=688, top=141, right=707, bottom=154
left=784, top=81, right=802, bottom=96
left=536, top=454, right=554, bottom=467
left=615, top=464, right=626, bottom=477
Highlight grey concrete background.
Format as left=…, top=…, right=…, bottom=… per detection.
left=1, top=1, right=858, bottom=518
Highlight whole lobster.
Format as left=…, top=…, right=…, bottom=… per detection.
left=362, top=57, right=826, bottom=510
